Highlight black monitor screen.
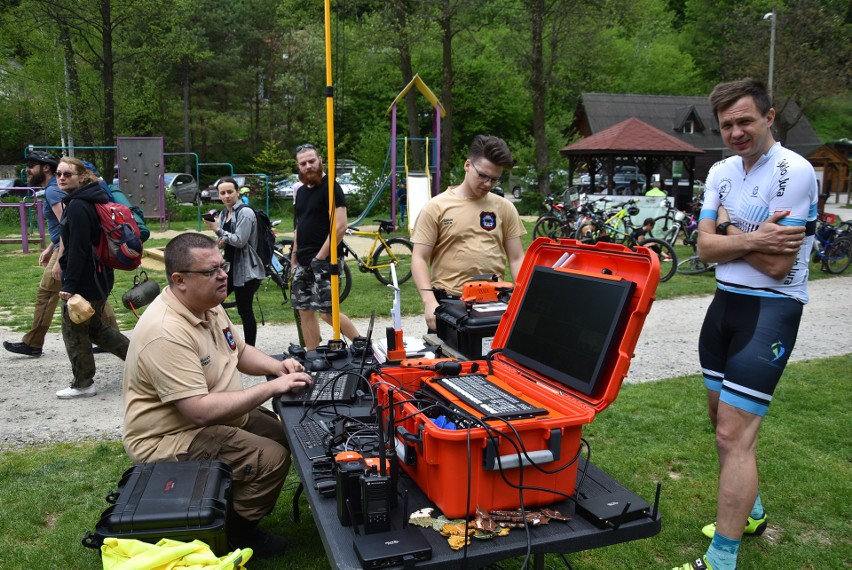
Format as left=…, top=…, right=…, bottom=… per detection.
left=502, top=266, right=635, bottom=397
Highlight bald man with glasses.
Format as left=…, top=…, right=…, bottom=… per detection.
left=411, top=134, right=526, bottom=331
left=122, top=232, right=312, bottom=558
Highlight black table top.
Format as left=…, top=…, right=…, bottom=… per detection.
left=274, top=399, right=661, bottom=569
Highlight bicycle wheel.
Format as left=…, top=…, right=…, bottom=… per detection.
left=533, top=215, right=564, bottom=239
left=822, top=236, right=852, bottom=274
left=653, top=215, right=678, bottom=243
left=677, top=255, right=712, bottom=275
left=336, top=260, right=352, bottom=303
left=640, top=237, right=677, bottom=282
left=371, top=237, right=413, bottom=286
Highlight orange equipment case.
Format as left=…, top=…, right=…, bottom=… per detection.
left=372, top=238, right=659, bottom=518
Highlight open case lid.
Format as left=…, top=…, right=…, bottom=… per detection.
left=491, top=238, right=660, bottom=414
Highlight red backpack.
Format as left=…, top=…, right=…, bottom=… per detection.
left=93, top=202, right=144, bottom=271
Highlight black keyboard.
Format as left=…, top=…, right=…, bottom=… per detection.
left=309, top=370, right=356, bottom=400
left=432, top=374, right=549, bottom=420
left=293, top=417, right=332, bottom=459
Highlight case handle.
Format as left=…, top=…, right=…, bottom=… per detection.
left=483, top=428, right=562, bottom=471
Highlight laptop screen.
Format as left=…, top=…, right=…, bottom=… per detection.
left=502, top=266, right=635, bottom=397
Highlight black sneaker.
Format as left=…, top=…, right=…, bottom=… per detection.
left=3, top=341, right=43, bottom=357
left=92, top=346, right=107, bottom=354
left=231, top=528, right=288, bottom=558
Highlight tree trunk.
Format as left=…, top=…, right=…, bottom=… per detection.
left=439, top=0, right=454, bottom=186
left=391, top=0, right=422, bottom=170
left=529, top=0, right=549, bottom=195
left=100, top=0, right=116, bottom=182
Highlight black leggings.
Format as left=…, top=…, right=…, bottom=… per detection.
left=228, top=276, right=261, bottom=346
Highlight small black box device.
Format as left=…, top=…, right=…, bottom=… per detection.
left=354, top=526, right=432, bottom=569
left=336, top=453, right=367, bottom=526
left=576, top=490, right=651, bottom=528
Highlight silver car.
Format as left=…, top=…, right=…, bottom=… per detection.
left=164, top=173, right=200, bottom=204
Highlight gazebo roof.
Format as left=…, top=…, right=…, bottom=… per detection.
left=561, top=117, right=704, bottom=156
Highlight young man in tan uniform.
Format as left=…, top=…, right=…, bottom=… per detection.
left=411, top=135, right=526, bottom=331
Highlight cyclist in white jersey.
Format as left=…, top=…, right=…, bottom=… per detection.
left=672, top=79, right=817, bottom=570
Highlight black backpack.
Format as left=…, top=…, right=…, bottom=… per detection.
left=251, top=207, right=276, bottom=267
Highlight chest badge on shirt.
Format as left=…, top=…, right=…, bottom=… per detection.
left=480, top=211, right=497, bottom=231
left=223, top=327, right=237, bottom=351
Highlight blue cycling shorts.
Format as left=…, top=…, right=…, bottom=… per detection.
left=698, top=289, right=803, bottom=416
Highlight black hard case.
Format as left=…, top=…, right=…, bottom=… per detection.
left=84, top=460, right=232, bottom=555
left=434, top=300, right=505, bottom=359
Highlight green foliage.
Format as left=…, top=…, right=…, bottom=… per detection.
left=251, top=140, right=296, bottom=181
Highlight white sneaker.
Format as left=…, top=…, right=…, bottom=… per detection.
left=56, top=385, right=97, bottom=399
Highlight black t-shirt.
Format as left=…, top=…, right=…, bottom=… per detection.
left=293, top=175, right=347, bottom=267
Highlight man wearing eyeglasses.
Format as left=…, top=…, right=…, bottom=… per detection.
left=411, top=135, right=526, bottom=332
left=123, top=233, right=312, bottom=558
left=291, top=144, right=360, bottom=350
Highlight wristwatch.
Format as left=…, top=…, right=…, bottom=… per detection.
left=716, top=221, right=734, bottom=235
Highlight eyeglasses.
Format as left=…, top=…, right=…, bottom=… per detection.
left=470, top=162, right=501, bottom=185
left=55, top=171, right=79, bottom=179
left=295, top=143, right=316, bottom=155
left=179, top=262, right=230, bottom=278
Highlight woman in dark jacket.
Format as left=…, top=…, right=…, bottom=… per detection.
left=56, top=157, right=129, bottom=399
left=203, top=177, right=265, bottom=345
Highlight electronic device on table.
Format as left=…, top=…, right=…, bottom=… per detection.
left=277, top=311, right=375, bottom=406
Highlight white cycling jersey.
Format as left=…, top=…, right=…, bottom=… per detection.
left=700, top=142, right=818, bottom=303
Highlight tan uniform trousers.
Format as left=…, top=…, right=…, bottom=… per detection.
left=186, top=407, right=291, bottom=522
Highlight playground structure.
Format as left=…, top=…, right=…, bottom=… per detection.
left=349, top=74, right=445, bottom=232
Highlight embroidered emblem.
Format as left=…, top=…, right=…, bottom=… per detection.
left=223, top=328, right=237, bottom=350
left=480, top=211, right=497, bottom=231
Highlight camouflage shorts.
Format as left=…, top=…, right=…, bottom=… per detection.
left=291, top=261, right=333, bottom=313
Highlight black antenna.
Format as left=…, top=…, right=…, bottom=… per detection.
left=346, top=499, right=360, bottom=535
left=357, top=310, right=376, bottom=381
left=377, top=393, right=387, bottom=478
left=611, top=501, right=632, bottom=531
left=402, top=489, right=409, bottom=528
left=651, top=482, right=661, bottom=520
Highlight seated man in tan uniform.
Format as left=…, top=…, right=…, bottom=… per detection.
left=122, top=232, right=312, bottom=558
left=411, top=134, right=526, bottom=331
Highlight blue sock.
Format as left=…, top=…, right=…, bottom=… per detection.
left=705, top=532, right=740, bottom=570
left=750, top=492, right=765, bottom=520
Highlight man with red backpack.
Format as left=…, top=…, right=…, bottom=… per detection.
left=56, top=157, right=129, bottom=399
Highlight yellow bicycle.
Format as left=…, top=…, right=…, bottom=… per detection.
left=341, top=218, right=414, bottom=287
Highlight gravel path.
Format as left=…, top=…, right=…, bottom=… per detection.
left=1, top=276, right=849, bottom=450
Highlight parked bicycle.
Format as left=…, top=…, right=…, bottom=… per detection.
left=654, top=198, right=700, bottom=245
left=574, top=198, right=678, bottom=282
left=812, top=215, right=851, bottom=274
left=340, top=218, right=413, bottom=287
left=532, top=194, right=577, bottom=239
left=676, top=231, right=717, bottom=275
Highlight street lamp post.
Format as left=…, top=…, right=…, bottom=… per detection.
left=763, top=10, right=776, bottom=101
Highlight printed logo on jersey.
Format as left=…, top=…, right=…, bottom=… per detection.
left=223, top=327, right=237, bottom=350
left=480, top=211, right=497, bottom=231
left=719, top=179, right=731, bottom=201
left=200, top=355, right=211, bottom=366
left=751, top=185, right=759, bottom=197
left=769, top=340, right=785, bottom=362
left=441, top=218, right=454, bottom=227
left=776, top=158, right=789, bottom=197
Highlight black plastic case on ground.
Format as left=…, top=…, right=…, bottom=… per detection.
left=435, top=300, right=504, bottom=359
left=83, top=460, right=232, bottom=555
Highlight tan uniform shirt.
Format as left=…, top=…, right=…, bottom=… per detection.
left=122, top=287, right=247, bottom=462
left=412, top=187, right=526, bottom=295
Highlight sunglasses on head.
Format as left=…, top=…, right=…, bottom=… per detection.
left=295, top=143, right=316, bottom=155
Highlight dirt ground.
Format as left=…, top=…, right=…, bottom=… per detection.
left=1, top=276, right=850, bottom=450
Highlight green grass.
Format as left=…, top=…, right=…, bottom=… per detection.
left=0, top=356, right=848, bottom=569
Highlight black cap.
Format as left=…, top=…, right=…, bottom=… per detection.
left=26, top=150, right=59, bottom=168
